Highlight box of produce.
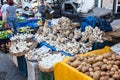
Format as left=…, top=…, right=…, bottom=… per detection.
left=54, top=46, right=120, bottom=80
left=0, top=31, right=9, bottom=39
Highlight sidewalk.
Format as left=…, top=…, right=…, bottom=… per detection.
left=0, top=51, right=26, bottom=80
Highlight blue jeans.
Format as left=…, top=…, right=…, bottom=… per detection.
left=7, top=17, right=18, bottom=34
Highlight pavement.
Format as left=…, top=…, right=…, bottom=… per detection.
left=0, top=51, right=27, bottom=80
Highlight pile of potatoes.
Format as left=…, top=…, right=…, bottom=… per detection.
left=67, top=52, right=120, bottom=80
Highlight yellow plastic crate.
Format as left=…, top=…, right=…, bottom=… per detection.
left=54, top=46, right=111, bottom=80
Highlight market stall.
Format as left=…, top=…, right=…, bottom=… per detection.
left=7, top=16, right=120, bottom=80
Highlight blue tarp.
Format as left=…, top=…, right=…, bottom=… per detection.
left=80, top=16, right=113, bottom=32
left=37, top=41, right=56, bottom=51
left=18, top=19, right=40, bottom=28
left=37, top=41, right=72, bottom=56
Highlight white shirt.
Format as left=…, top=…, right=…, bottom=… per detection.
left=1, top=4, right=9, bottom=21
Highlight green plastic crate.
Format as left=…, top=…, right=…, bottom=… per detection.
left=39, top=71, right=54, bottom=80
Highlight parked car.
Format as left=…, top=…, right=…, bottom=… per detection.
left=52, top=1, right=114, bottom=22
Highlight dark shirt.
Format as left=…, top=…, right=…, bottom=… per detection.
left=39, top=5, right=45, bottom=17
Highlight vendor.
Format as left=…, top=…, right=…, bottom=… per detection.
left=44, top=1, right=54, bottom=20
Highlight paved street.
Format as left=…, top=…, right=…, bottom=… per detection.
left=0, top=51, right=26, bottom=80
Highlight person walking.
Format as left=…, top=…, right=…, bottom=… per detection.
left=1, top=0, right=9, bottom=22
left=6, top=0, right=21, bottom=34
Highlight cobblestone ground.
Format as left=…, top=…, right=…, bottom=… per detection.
left=0, top=51, right=27, bottom=80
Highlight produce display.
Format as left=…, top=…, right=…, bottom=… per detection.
left=0, top=31, right=9, bottom=39
left=10, top=33, right=34, bottom=41
left=35, top=17, right=111, bottom=55
left=26, top=45, right=65, bottom=69
left=25, top=46, right=51, bottom=61
left=18, top=27, right=34, bottom=33
left=17, top=17, right=27, bottom=22
left=38, top=51, right=65, bottom=69
left=67, top=52, right=120, bottom=80
left=10, top=40, right=33, bottom=53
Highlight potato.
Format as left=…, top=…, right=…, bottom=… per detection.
left=111, top=67, right=116, bottom=72
left=113, top=65, right=119, bottom=70
left=101, top=64, right=107, bottom=71
left=76, top=65, right=82, bottom=71
left=89, top=68, right=93, bottom=72
left=76, top=57, right=81, bottom=61
left=111, top=54, right=116, bottom=60
left=79, top=56, right=84, bottom=61
left=69, top=57, right=76, bottom=62
left=100, top=76, right=110, bottom=80
left=103, top=53, right=111, bottom=58
left=92, top=62, right=103, bottom=67
left=93, top=71, right=101, bottom=80
left=107, top=64, right=112, bottom=70
left=107, top=61, right=115, bottom=65
left=108, top=57, right=112, bottom=60
left=112, top=74, right=119, bottom=79
left=81, top=66, right=89, bottom=72
left=100, top=71, right=106, bottom=76
left=109, top=71, right=114, bottom=75
left=71, top=60, right=81, bottom=68
left=105, top=72, right=110, bottom=76
left=109, top=78, right=115, bottom=80
left=94, top=67, right=100, bottom=71
left=87, top=58, right=96, bottom=64
left=81, top=62, right=87, bottom=66
left=96, top=56, right=103, bottom=61
left=85, top=72, right=90, bottom=76
left=115, top=60, right=120, bottom=65
left=115, top=55, right=120, bottom=60
left=115, top=71, right=119, bottom=74
left=90, top=72, right=94, bottom=77
left=103, top=59, right=108, bottom=64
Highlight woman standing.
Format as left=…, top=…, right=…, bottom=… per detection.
left=1, top=0, right=9, bottom=22
left=6, top=0, right=21, bottom=34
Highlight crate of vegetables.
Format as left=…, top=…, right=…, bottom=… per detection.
left=54, top=46, right=120, bottom=80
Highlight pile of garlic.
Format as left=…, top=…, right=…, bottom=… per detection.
left=34, top=33, right=45, bottom=43
left=26, top=46, right=51, bottom=61
left=36, top=17, right=110, bottom=55
left=10, top=33, right=34, bottom=41
left=10, top=40, right=32, bottom=53
left=25, top=49, right=39, bottom=61
left=38, top=53, right=65, bottom=69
